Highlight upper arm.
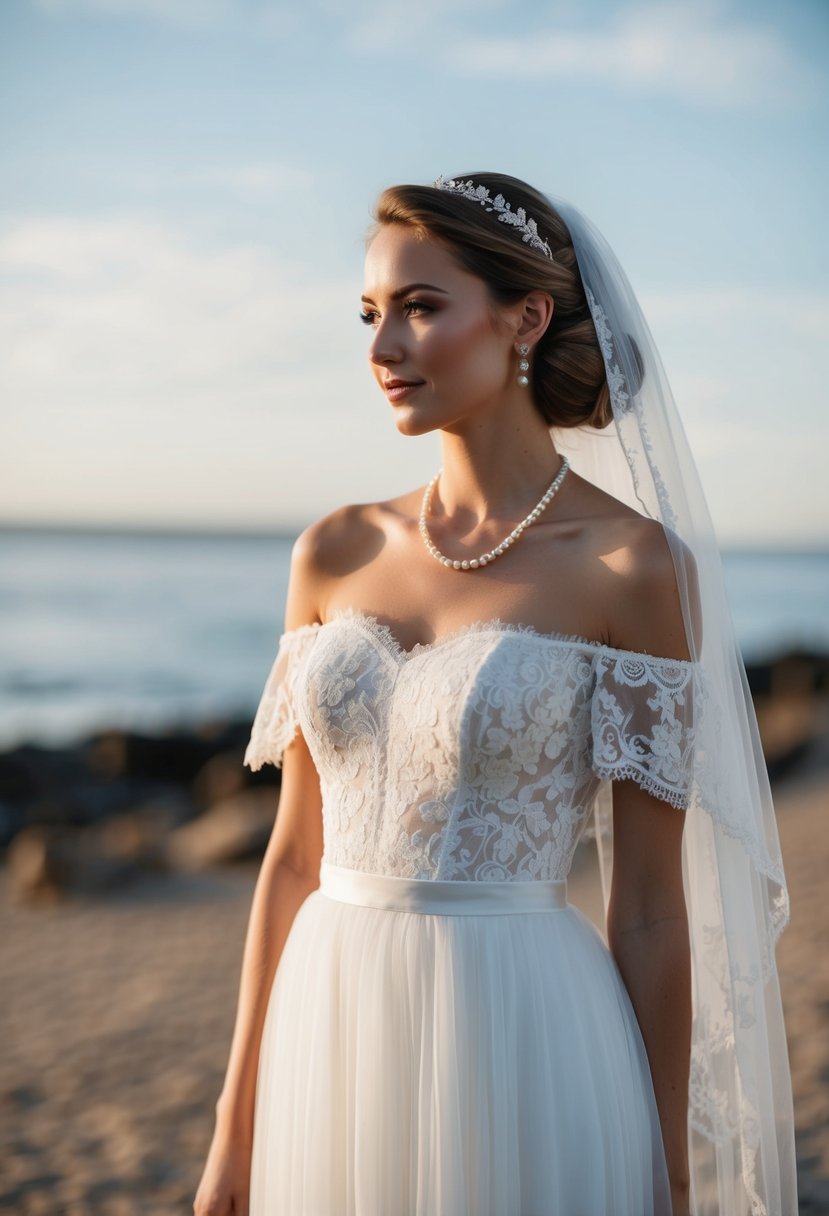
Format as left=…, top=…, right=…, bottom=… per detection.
left=262, top=509, right=347, bottom=877
left=607, top=781, right=687, bottom=945
left=604, top=520, right=695, bottom=935
left=263, top=500, right=374, bottom=876
left=265, top=727, right=324, bottom=879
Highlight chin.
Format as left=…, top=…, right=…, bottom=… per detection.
left=390, top=406, right=442, bottom=438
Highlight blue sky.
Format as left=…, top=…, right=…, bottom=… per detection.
left=1, top=0, right=827, bottom=545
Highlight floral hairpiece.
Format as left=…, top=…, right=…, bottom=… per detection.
left=432, top=175, right=554, bottom=260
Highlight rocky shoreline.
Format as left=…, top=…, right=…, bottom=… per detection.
left=1, top=717, right=279, bottom=906
left=2, top=645, right=827, bottom=907
left=1, top=643, right=828, bottom=1212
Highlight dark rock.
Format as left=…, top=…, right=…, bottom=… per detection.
left=94, top=794, right=195, bottom=867
left=163, top=790, right=278, bottom=871
left=192, top=751, right=247, bottom=811
left=81, top=729, right=219, bottom=784
left=23, top=777, right=168, bottom=830
left=5, top=824, right=143, bottom=905
left=0, top=752, right=38, bottom=802
left=745, top=648, right=829, bottom=698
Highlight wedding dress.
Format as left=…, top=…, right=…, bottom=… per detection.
left=237, top=182, right=797, bottom=1215
left=243, top=605, right=699, bottom=1215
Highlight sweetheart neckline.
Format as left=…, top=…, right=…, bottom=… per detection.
left=280, top=606, right=697, bottom=668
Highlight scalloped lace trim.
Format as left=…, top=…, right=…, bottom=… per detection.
left=244, top=725, right=293, bottom=772
left=592, top=762, right=692, bottom=810
left=329, top=606, right=591, bottom=662
left=321, top=605, right=697, bottom=667
left=242, top=627, right=323, bottom=773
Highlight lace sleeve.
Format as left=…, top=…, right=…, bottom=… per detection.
left=590, top=650, right=699, bottom=810
left=243, top=626, right=319, bottom=772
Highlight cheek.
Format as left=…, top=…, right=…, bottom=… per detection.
left=422, top=314, right=503, bottom=380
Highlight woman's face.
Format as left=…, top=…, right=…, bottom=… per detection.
left=361, top=225, right=517, bottom=435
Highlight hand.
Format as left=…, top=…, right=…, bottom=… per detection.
left=193, top=1124, right=252, bottom=1216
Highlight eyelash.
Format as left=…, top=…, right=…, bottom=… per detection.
left=359, top=299, right=432, bottom=326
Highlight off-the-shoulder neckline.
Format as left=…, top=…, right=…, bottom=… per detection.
left=278, top=606, right=697, bottom=668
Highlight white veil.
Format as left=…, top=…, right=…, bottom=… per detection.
left=546, top=196, right=797, bottom=1216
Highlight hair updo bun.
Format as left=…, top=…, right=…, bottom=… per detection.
left=369, top=172, right=629, bottom=431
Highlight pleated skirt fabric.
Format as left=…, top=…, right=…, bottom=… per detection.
left=248, top=863, right=671, bottom=1216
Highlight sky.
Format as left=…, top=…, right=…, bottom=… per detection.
left=1, top=0, right=827, bottom=546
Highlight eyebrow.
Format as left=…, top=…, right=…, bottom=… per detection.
left=360, top=282, right=450, bottom=304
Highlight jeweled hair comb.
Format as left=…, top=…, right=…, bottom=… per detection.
left=432, top=176, right=554, bottom=260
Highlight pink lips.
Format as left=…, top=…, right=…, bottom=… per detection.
left=384, top=378, right=424, bottom=401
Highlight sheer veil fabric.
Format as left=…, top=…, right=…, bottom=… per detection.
left=549, top=197, right=797, bottom=1214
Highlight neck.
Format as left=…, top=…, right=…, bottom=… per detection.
left=430, top=407, right=564, bottom=533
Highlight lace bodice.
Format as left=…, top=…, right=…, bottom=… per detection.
left=244, top=608, right=700, bottom=882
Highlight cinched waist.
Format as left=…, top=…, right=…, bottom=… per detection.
left=318, top=861, right=568, bottom=915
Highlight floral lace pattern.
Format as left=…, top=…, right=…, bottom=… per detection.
left=242, top=623, right=321, bottom=774
left=591, top=652, right=697, bottom=810
left=244, top=610, right=700, bottom=882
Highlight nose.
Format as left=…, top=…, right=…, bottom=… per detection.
left=367, top=317, right=403, bottom=369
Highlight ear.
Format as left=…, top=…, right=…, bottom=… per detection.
left=514, top=290, right=554, bottom=347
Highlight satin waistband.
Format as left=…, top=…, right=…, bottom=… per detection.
left=318, top=861, right=568, bottom=915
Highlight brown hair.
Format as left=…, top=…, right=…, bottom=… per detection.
left=369, top=172, right=615, bottom=430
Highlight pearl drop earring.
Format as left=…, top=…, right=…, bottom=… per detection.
left=517, top=343, right=530, bottom=387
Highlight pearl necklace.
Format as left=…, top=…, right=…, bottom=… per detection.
left=419, top=455, right=570, bottom=571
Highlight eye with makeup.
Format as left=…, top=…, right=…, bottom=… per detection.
left=358, top=299, right=434, bottom=326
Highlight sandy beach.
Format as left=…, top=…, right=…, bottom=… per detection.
left=1, top=766, right=826, bottom=1214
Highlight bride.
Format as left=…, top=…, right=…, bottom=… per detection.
left=194, top=173, right=797, bottom=1216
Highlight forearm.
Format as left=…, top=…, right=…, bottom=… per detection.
left=609, top=910, right=692, bottom=1198
left=214, top=852, right=319, bottom=1140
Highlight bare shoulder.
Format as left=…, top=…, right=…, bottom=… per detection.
left=570, top=476, right=698, bottom=661
left=284, top=499, right=387, bottom=630
left=605, top=519, right=698, bottom=662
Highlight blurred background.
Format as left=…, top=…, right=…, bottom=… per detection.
left=1, top=0, right=827, bottom=1212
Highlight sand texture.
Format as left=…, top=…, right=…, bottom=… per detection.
left=1, top=774, right=826, bottom=1214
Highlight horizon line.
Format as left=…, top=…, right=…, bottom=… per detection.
left=1, top=519, right=827, bottom=556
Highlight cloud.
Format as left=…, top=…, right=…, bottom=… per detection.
left=631, top=284, right=828, bottom=542
left=28, top=0, right=548, bottom=47
left=31, top=0, right=482, bottom=39
left=30, top=0, right=816, bottom=111
left=333, top=0, right=499, bottom=53
left=0, top=213, right=358, bottom=401
left=2, top=216, right=825, bottom=538
left=32, top=0, right=238, bottom=30
left=639, top=284, right=827, bottom=432
left=116, top=161, right=315, bottom=202
left=186, top=163, right=314, bottom=198
left=641, top=284, right=829, bottom=347
left=682, top=421, right=827, bottom=544
left=455, top=3, right=817, bottom=109
left=0, top=210, right=394, bottom=528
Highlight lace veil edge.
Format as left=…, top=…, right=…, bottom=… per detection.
left=550, top=195, right=796, bottom=1215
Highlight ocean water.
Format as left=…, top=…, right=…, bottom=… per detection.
left=1, top=528, right=827, bottom=749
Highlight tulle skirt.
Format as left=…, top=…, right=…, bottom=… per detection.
left=249, top=862, right=672, bottom=1215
